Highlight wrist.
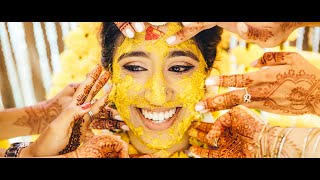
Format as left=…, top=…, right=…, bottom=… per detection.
left=18, top=144, right=35, bottom=157
left=4, top=142, right=33, bottom=157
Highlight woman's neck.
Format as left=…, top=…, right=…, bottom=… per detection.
left=128, top=131, right=190, bottom=156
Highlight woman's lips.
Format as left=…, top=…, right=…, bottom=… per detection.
left=136, top=107, right=182, bottom=131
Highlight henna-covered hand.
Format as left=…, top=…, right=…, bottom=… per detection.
left=90, top=105, right=129, bottom=132
left=167, top=22, right=304, bottom=48
left=114, top=22, right=146, bottom=38
left=189, top=105, right=266, bottom=158
left=196, top=52, right=320, bottom=116
left=60, top=134, right=129, bottom=158
left=21, top=65, right=114, bottom=157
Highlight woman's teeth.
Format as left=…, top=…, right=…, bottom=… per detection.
left=141, top=108, right=176, bottom=123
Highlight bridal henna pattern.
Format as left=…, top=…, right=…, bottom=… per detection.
left=257, top=52, right=288, bottom=66
left=175, top=26, right=205, bottom=40
left=204, top=94, right=241, bottom=111
left=254, top=69, right=320, bottom=115
left=14, top=99, right=62, bottom=134
left=190, top=106, right=265, bottom=158
left=63, top=135, right=129, bottom=158
left=91, top=72, right=110, bottom=99
left=219, top=74, right=253, bottom=87
left=59, top=116, right=83, bottom=155
left=247, top=25, right=274, bottom=42
left=280, top=22, right=302, bottom=32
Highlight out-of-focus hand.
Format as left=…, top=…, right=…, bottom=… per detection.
left=166, top=22, right=303, bottom=48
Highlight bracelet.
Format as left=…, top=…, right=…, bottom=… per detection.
left=4, top=142, right=32, bottom=157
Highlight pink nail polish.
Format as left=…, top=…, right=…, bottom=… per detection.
left=81, top=102, right=91, bottom=110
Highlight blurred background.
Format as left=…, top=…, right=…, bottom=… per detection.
left=1, top=22, right=320, bottom=146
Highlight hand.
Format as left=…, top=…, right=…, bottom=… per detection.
left=188, top=105, right=266, bottom=158
left=60, top=134, right=129, bottom=158
left=90, top=104, right=129, bottom=132
left=21, top=65, right=112, bottom=157
left=195, top=52, right=320, bottom=116
left=114, top=22, right=146, bottom=38
left=166, top=22, right=303, bottom=48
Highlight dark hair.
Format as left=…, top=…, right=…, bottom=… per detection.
left=100, top=22, right=222, bottom=71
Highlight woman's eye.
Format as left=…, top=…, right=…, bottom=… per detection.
left=168, top=65, right=194, bottom=73
left=123, top=65, right=147, bottom=72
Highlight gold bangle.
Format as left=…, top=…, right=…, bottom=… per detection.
left=276, top=128, right=293, bottom=158
left=311, top=132, right=320, bottom=156
left=272, top=128, right=287, bottom=158
left=263, top=126, right=277, bottom=158
left=254, top=124, right=269, bottom=158
left=300, top=128, right=314, bottom=158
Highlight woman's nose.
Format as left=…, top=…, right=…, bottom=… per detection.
left=144, top=73, right=167, bottom=106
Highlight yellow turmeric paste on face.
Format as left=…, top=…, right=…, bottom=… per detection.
left=108, top=23, right=207, bottom=150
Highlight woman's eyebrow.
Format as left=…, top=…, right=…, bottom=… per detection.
left=118, top=51, right=149, bottom=62
left=168, top=51, right=199, bottom=62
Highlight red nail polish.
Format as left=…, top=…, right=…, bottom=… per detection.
left=81, top=102, right=91, bottom=110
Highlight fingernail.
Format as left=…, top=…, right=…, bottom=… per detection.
left=134, top=22, right=144, bottom=32
left=205, top=76, right=219, bottom=86
left=115, top=115, right=122, bottom=120
left=238, top=22, right=248, bottom=33
left=81, top=102, right=91, bottom=110
left=125, top=29, right=134, bottom=38
left=195, top=103, right=205, bottom=112
left=182, top=22, right=192, bottom=26
left=250, top=60, right=258, bottom=67
left=166, top=36, right=176, bottom=45
left=121, top=125, right=130, bottom=131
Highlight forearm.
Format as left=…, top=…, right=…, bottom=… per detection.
left=300, top=22, right=320, bottom=27
left=257, top=125, right=320, bottom=158
left=0, top=99, right=62, bottom=140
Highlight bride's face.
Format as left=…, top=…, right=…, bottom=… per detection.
left=109, top=23, right=207, bottom=150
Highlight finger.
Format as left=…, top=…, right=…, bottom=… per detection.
left=131, top=22, right=145, bottom=33
left=166, top=26, right=205, bottom=46
left=111, top=136, right=129, bottom=158
left=72, top=64, right=102, bottom=105
left=90, top=119, right=129, bottom=131
left=85, top=71, right=110, bottom=103
left=191, top=121, right=214, bottom=133
left=205, top=73, right=254, bottom=88
left=188, top=127, right=214, bottom=146
left=189, top=146, right=219, bottom=158
left=94, top=106, right=121, bottom=120
left=206, top=111, right=231, bottom=141
left=114, top=22, right=135, bottom=38
left=251, top=52, right=293, bottom=67
left=82, top=85, right=112, bottom=126
left=195, top=89, right=254, bottom=112
left=236, top=22, right=274, bottom=46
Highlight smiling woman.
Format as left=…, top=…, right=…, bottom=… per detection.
left=100, top=22, right=222, bottom=155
